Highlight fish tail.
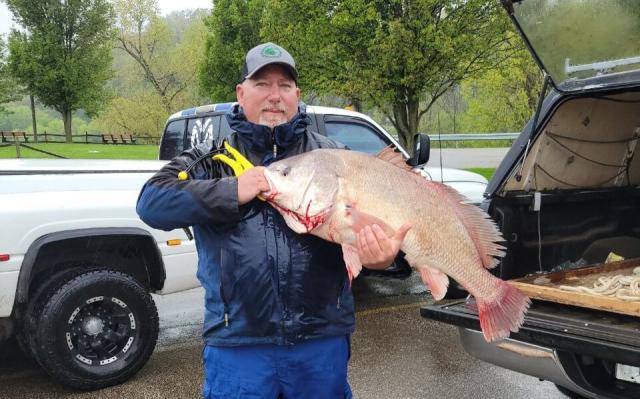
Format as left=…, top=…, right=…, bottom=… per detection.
left=477, top=281, right=531, bottom=342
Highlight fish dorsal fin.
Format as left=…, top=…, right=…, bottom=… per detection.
left=375, top=146, right=414, bottom=172
left=439, top=183, right=506, bottom=269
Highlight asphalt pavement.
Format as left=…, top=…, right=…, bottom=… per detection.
left=0, top=273, right=568, bottom=399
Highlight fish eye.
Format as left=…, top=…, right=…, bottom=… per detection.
left=281, top=165, right=291, bottom=177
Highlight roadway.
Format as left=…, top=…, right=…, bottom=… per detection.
left=0, top=273, right=567, bottom=399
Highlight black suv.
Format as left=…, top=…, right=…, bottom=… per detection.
left=422, top=1, right=640, bottom=398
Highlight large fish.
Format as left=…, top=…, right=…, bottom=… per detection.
left=262, top=148, right=530, bottom=342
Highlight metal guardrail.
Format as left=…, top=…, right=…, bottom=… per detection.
left=427, top=132, right=520, bottom=142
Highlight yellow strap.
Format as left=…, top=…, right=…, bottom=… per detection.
left=212, top=154, right=247, bottom=176
left=223, top=141, right=255, bottom=171
left=210, top=142, right=265, bottom=201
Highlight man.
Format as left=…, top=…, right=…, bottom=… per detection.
left=137, top=42, right=410, bottom=398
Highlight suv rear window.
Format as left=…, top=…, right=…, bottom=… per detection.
left=186, top=116, right=220, bottom=149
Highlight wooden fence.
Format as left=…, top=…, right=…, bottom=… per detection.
left=0, top=131, right=159, bottom=145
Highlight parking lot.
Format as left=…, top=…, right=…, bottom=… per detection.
left=0, top=273, right=567, bottom=399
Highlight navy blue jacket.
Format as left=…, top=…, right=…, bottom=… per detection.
left=136, top=104, right=355, bottom=346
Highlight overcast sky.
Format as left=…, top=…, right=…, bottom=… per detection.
left=0, top=0, right=212, bottom=37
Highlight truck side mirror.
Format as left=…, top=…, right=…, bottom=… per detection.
left=408, top=133, right=430, bottom=166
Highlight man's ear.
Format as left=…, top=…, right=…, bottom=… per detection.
left=236, top=83, right=244, bottom=104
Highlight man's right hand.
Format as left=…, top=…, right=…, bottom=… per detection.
left=237, top=166, right=269, bottom=205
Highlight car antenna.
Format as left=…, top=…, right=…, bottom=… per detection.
left=437, top=112, right=444, bottom=183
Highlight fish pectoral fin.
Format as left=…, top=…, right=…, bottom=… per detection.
left=341, top=243, right=363, bottom=286
left=418, top=266, right=449, bottom=301
left=347, top=206, right=395, bottom=237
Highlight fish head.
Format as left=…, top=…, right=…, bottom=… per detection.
left=263, top=152, right=339, bottom=233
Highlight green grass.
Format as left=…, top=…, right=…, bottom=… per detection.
left=0, top=143, right=158, bottom=159
left=465, top=167, right=496, bottom=181
left=433, top=140, right=514, bottom=149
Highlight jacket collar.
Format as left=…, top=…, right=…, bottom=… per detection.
left=225, top=102, right=311, bottom=155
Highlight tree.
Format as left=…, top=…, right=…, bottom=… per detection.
left=6, top=0, right=114, bottom=142
left=0, top=36, right=22, bottom=116
left=262, top=0, right=515, bottom=150
left=460, top=33, right=542, bottom=133
left=99, top=8, right=208, bottom=137
left=199, top=0, right=266, bottom=102
left=113, top=0, right=196, bottom=114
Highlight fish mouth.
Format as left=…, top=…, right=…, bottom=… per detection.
left=261, top=173, right=279, bottom=202
left=262, top=170, right=329, bottom=232
left=270, top=200, right=330, bottom=233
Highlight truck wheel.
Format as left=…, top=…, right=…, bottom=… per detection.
left=34, top=270, right=159, bottom=390
left=17, top=268, right=82, bottom=365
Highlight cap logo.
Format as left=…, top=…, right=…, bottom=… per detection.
left=261, top=45, right=281, bottom=58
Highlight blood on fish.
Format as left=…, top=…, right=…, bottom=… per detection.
left=267, top=198, right=327, bottom=232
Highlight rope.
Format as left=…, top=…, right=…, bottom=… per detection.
left=560, top=266, right=640, bottom=301
left=18, top=144, right=67, bottom=159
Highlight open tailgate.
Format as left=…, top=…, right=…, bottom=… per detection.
left=421, top=299, right=640, bottom=367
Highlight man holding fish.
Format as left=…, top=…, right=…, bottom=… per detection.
left=137, top=42, right=411, bottom=398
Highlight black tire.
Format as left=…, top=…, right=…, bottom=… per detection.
left=34, top=270, right=159, bottom=390
left=17, top=268, right=83, bottom=365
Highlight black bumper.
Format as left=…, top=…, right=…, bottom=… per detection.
left=422, top=299, right=640, bottom=398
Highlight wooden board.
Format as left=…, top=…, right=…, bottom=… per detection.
left=509, top=258, right=640, bottom=317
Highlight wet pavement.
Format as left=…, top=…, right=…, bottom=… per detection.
left=0, top=274, right=567, bottom=399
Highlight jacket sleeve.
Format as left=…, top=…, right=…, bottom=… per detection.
left=136, top=148, right=240, bottom=231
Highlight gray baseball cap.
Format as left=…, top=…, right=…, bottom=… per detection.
left=241, top=42, right=298, bottom=82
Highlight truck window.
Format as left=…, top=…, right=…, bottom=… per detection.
left=324, top=120, right=389, bottom=154
left=186, top=116, right=220, bottom=150
left=159, top=119, right=186, bottom=160
left=220, top=117, right=233, bottom=140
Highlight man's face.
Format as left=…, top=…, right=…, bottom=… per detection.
left=236, top=64, right=300, bottom=129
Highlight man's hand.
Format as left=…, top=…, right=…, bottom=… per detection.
left=356, top=223, right=412, bottom=270
left=237, top=167, right=269, bottom=205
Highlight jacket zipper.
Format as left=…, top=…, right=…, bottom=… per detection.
left=337, top=277, right=347, bottom=310
left=272, top=130, right=277, bottom=159
left=219, top=248, right=230, bottom=326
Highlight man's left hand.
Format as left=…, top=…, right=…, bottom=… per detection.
left=356, top=223, right=412, bottom=270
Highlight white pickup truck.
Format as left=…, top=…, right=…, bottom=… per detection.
left=0, top=106, right=488, bottom=390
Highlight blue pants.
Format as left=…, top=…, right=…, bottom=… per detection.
left=202, top=335, right=353, bottom=399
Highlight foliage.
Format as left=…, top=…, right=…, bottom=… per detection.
left=114, top=0, right=192, bottom=113
left=199, top=0, right=266, bottom=102
left=6, top=0, right=115, bottom=142
left=0, top=37, right=23, bottom=116
left=104, top=4, right=208, bottom=136
left=0, top=99, right=102, bottom=134
left=97, top=91, right=168, bottom=136
left=460, top=32, right=542, bottom=133
left=262, top=0, right=515, bottom=150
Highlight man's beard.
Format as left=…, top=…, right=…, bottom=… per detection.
left=258, top=113, right=288, bottom=129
